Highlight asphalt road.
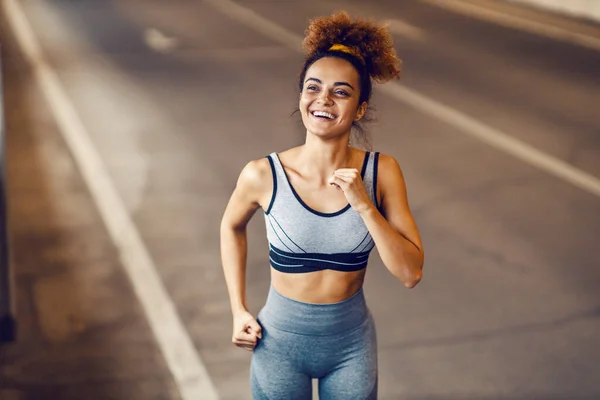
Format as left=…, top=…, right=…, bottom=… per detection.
left=1, top=0, right=600, bottom=399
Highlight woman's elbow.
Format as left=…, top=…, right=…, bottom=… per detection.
left=403, top=270, right=422, bottom=289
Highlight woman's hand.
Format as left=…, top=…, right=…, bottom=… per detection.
left=232, top=310, right=262, bottom=351
left=328, top=168, right=373, bottom=214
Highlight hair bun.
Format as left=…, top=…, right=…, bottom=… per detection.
left=302, top=11, right=402, bottom=83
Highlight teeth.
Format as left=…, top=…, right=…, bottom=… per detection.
left=312, top=111, right=335, bottom=119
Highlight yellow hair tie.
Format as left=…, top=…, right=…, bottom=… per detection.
left=328, top=44, right=364, bottom=62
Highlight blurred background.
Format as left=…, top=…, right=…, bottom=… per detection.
left=1, top=0, right=599, bottom=399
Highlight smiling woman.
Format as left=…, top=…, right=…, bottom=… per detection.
left=297, top=13, right=401, bottom=148
left=220, top=11, right=424, bottom=400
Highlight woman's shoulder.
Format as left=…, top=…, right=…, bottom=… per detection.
left=375, top=152, right=402, bottom=170
left=373, top=152, right=407, bottom=190
left=236, top=156, right=273, bottom=195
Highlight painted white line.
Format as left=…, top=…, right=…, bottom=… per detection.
left=384, top=19, right=427, bottom=41
left=203, top=0, right=600, bottom=199
left=421, top=0, right=600, bottom=52
left=144, top=28, right=179, bottom=53
left=1, top=1, right=220, bottom=399
left=378, top=84, right=600, bottom=197
left=202, top=0, right=301, bottom=50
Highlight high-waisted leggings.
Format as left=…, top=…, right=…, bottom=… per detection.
left=250, top=286, right=378, bottom=399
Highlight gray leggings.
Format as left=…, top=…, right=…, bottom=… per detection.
left=250, top=286, right=378, bottom=399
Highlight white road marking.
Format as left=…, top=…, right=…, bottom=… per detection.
left=421, top=0, right=600, bottom=52
left=202, top=0, right=302, bottom=50
left=384, top=19, right=427, bottom=41
left=1, top=1, right=220, bottom=399
left=144, top=28, right=179, bottom=53
left=203, top=0, right=600, bottom=199
left=377, top=84, right=600, bottom=197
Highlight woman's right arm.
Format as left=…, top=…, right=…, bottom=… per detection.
left=220, top=158, right=271, bottom=349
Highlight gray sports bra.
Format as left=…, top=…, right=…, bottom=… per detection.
left=264, top=151, right=380, bottom=273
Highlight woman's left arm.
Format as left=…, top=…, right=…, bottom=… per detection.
left=329, top=153, right=424, bottom=287
left=363, top=154, right=423, bottom=287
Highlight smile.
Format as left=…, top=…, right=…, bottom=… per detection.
left=310, top=110, right=337, bottom=120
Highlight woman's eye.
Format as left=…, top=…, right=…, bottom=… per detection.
left=336, top=90, right=349, bottom=96
left=307, top=85, right=318, bottom=91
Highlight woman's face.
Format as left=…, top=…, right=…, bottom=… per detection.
left=299, top=57, right=367, bottom=139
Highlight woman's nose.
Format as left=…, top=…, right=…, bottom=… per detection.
left=317, top=90, right=332, bottom=104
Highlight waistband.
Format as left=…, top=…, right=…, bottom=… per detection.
left=258, top=285, right=369, bottom=336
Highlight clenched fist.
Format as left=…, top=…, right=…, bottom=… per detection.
left=232, top=310, right=262, bottom=351
left=328, top=168, right=373, bottom=214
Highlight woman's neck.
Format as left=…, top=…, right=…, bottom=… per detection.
left=297, top=134, right=354, bottom=183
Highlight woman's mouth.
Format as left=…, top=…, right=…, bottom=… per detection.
left=310, top=110, right=337, bottom=120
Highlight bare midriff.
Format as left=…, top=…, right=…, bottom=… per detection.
left=270, top=267, right=366, bottom=304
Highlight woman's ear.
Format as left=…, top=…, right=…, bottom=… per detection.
left=355, top=102, right=368, bottom=121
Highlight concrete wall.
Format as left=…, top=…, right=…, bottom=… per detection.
left=506, top=0, right=600, bottom=23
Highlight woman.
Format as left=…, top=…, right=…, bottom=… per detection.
left=220, top=11, right=424, bottom=399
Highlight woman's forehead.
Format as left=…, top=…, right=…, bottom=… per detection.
left=305, top=57, right=360, bottom=85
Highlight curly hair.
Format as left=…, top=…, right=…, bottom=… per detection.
left=302, top=11, right=401, bottom=84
